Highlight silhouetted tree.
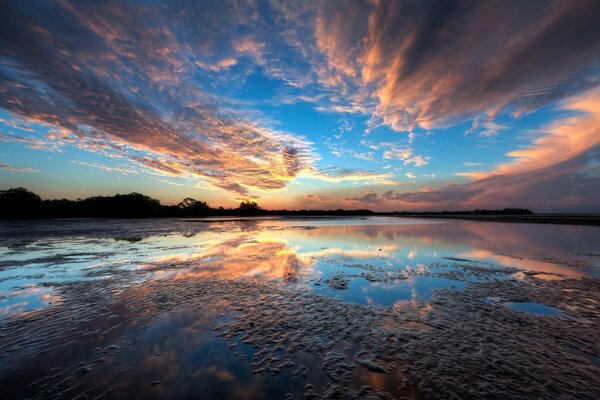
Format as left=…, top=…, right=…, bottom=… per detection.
left=78, top=193, right=163, bottom=218
left=0, top=187, right=535, bottom=220
left=178, top=197, right=211, bottom=216
left=0, top=187, right=42, bottom=219
left=178, top=198, right=196, bottom=209
left=237, top=201, right=261, bottom=215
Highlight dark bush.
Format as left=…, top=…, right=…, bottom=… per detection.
left=0, top=187, right=42, bottom=219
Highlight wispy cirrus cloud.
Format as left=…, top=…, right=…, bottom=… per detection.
left=477, top=87, right=600, bottom=179
left=304, top=167, right=399, bottom=186
left=305, top=194, right=331, bottom=202
left=0, top=162, right=38, bottom=173
left=382, top=147, right=428, bottom=167
left=70, top=160, right=138, bottom=176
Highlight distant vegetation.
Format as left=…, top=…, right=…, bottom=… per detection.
left=0, top=187, right=533, bottom=220
left=0, top=188, right=373, bottom=219
left=387, top=209, right=534, bottom=216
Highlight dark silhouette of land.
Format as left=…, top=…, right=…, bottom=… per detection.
left=1, top=187, right=598, bottom=225
left=0, top=188, right=373, bottom=219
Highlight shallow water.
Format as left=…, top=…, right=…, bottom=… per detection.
left=504, top=301, right=563, bottom=316
left=0, top=217, right=599, bottom=399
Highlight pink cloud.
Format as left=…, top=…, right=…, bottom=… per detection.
left=0, top=162, right=39, bottom=173
left=334, top=87, right=600, bottom=212
left=309, top=1, right=600, bottom=131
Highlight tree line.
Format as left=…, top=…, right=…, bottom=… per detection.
left=0, top=187, right=533, bottom=220
left=0, top=188, right=375, bottom=219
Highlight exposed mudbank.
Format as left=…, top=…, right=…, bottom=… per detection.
left=0, top=217, right=598, bottom=399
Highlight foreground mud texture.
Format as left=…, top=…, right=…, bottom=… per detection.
left=0, top=218, right=599, bottom=399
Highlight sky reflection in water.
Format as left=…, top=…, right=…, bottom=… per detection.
left=0, top=217, right=599, bottom=399
left=0, top=217, right=598, bottom=316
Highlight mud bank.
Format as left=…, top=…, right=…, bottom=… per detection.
left=0, top=217, right=598, bottom=399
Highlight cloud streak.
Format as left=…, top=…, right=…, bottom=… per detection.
left=0, top=162, right=38, bottom=173
left=305, top=194, right=331, bottom=202
left=304, top=167, right=399, bottom=186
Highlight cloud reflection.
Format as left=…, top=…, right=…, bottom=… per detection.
left=148, top=236, right=314, bottom=282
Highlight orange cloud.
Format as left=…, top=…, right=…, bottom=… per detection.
left=162, top=237, right=314, bottom=282
left=484, top=86, right=600, bottom=177
left=0, top=1, right=317, bottom=196
left=310, top=1, right=600, bottom=131
left=335, top=85, right=600, bottom=211
left=382, top=147, right=428, bottom=166
left=305, top=194, right=331, bottom=202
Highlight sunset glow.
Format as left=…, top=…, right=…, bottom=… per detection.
left=1, top=0, right=599, bottom=211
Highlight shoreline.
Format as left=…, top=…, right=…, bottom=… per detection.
left=2, top=213, right=599, bottom=227
left=393, top=214, right=600, bottom=226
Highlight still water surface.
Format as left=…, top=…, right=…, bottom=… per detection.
left=1, top=217, right=597, bottom=315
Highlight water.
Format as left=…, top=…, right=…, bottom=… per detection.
left=0, top=217, right=599, bottom=399
left=1, top=217, right=597, bottom=316
left=504, top=302, right=563, bottom=316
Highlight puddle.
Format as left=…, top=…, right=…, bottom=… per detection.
left=316, top=275, right=466, bottom=307
left=567, top=346, right=600, bottom=368
left=531, top=273, right=564, bottom=281
left=504, top=302, right=562, bottom=316
left=0, top=285, right=61, bottom=315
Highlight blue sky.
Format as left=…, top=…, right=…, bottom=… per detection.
left=1, top=0, right=599, bottom=211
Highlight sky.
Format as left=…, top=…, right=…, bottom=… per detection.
left=1, top=0, right=599, bottom=212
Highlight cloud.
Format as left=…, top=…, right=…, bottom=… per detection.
left=234, top=36, right=266, bottom=63
left=382, top=147, right=428, bottom=166
left=304, top=167, right=399, bottom=185
left=344, top=191, right=383, bottom=206
left=70, top=160, right=138, bottom=175
left=0, top=0, right=315, bottom=196
left=195, top=57, right=238, bottom=72
left=0, top=162, right=38, bottom=173
left=463, top=161, right=483, bottom=167
left=305, top=194, right=331, bottom=202
left=310, top=0, right=600, bottom=131
left=347, top=87, right=600, bottom=212
left=378, top=150, right=600, bottom=212
left=465, top=119, right=507, bottom=137
left=482, top=87, right=600, bottom=178
left=2, top=0, right=600, bottom=210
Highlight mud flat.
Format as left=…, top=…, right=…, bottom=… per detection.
left=0, top=217, right=598, bottom=399
left=398, top=213, right=600, bottom=226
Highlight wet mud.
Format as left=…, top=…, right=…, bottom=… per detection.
left=0, top=217, right=599, bottom=399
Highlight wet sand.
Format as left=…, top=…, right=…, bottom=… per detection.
left=397, top=213, right=600, bottom=226
left=0, top=217, right=599, bottom=399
